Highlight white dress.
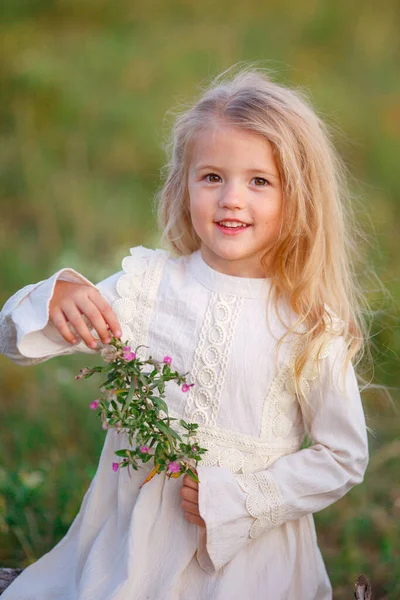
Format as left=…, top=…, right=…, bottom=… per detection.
left=0, top=246, right=369, bottom=600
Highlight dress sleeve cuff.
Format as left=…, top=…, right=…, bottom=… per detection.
left=235, top=471, right=286, bottom=539
left=195, top=465, right=254, bottom=574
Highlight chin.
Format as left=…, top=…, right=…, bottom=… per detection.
left=211, top=250, right=245, bottom=261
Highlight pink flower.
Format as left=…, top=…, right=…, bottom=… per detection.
left=112, top=462, right=119, bottom=472
left=139, top=446, right=149, bottom=454
left=182, top=383, right=194, bottom=393
left=191, top=446, right=197, bottom=452
left=89, top=399, right=100, bottom=410
left=167, top=462, right=180, bottom=473
left=102, top=422, right=109, bottom=430
left=123, top=346, right=136, bottom=361
left=163, top=356, right=172, bottom=365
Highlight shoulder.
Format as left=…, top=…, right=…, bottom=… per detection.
left=117, top=246, right=201, bottom=298
left=122, top=245, right=170, bottom=273
left=121, top=246, right=195, bottom=282
left=109, top=246, right=176, bottom=348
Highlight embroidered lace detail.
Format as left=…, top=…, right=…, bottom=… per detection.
left=172, top=406, right=300, bottom=453
left=237, top=471, right=285, bottom=538
left=184, top=292, right=243, bottom=427
left=197, top=439, right=281, bottom=474
left=169, top=409, right=300, bottom=475
left=111, top=247, right=169, bottom=360
left=261, top=336, right=332, bottom=439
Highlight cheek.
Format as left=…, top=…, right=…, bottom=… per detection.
left=259, top=204, right=281, bottom=224
left=267, top=193, right=283, bottom=222
left=189, top=192, right=209, bottom=228
left=259, top=198, right=283, bottom=235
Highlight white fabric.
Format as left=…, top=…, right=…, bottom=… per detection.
left=0, top=246, right=369, bottom=600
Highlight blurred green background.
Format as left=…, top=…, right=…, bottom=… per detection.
left=1, top=0, right=399, bottom=598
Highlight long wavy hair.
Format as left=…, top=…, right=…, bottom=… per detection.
left=157, top=66, right=369, bottom=418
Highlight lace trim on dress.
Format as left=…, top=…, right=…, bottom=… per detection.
left=183, top=292, right=243, bottom=427
left=196, top=439, right=285, bottom=474
left=261, top=334, right=332, bottom=439
left=111, top=246, right=169, bottom=360
left=236, top=471, right=285, bottom=538
left=169, top=409, right=301, bottom=475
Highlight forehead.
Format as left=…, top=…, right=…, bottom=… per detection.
left=189, top=123, right=277, bottom=170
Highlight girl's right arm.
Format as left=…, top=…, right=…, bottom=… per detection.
left=0, top=268, right=123, bottom=366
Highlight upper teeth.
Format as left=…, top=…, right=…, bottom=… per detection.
left=219, top=221, right=248, bottom=228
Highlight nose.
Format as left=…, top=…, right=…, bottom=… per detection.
left=218, top=182, right=245, bottom=210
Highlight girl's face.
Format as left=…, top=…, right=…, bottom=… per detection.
left=188, top=124, right=283, bottom=278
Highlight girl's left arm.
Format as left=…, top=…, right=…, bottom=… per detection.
left=195, top=334, right=369, bottom=574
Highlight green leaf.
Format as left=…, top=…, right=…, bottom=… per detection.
left=104, top=373, right=118, bottom=385
left=139, top=374, right=147, bottom=386
left=186, top=468, right=200, bottom=483
left=156, top=420, right=173, bottom=439
left=114, top=388, right=127, bottom=395
left=115, top=449, right=130, bottom=457
left=125, top=381, right=136, bottom=405
left=154, top=444, right=166, bottom=463
left=169, top=428, right=182, bottom=441
left=152, top=396, right=169, bottom=414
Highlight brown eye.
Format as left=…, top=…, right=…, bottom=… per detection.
left=252, top=177, right=269, bottom=186
left=205, top=174, right=221, bottom=183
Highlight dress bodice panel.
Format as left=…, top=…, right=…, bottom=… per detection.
left=111, top=247, right=316, bottom=476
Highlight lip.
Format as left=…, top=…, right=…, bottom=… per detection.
left=215, top=218, right=251, bottom=224
left=215, top=221, right=252, bottom=235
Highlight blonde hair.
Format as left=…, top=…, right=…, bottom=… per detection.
left=157, top=66, right=368, bottom=417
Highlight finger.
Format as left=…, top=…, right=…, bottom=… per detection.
left=180, top=487, right=198, bottom=504
left=182, top=475, right=198, bottom=490
left=62, top=302, right=99, bottom=349
left=75, top=299, right=113, bottom=344
left=50, top=309, right=78, bottom=345
left=89, top=290, right=122, bottom=338
left=184, top=512, right=206, bottom=528
left=181, top=499, right=201, bottom=517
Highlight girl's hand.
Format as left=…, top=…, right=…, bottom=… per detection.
left=49, top=280, right=122, bottom=349
left=180, top=474, right=206, bottom=528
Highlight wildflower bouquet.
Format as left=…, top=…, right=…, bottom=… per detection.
left=76, top=337, right=207, bottom=486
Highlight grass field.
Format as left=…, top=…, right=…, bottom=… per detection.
left=1, top=1, right=399, bottom=597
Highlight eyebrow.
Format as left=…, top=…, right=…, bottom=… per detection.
left=193, top=164, right=280, bottom=179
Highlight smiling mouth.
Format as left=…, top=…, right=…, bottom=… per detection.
left=215, top=220, right=251, bottom=229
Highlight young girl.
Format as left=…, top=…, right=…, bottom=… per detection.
left=0, top=68, right=369, bottom=600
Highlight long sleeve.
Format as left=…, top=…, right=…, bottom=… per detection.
left=196, top=334, right=369, bottom=574
left=0, top=268, right=122, bottom=366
